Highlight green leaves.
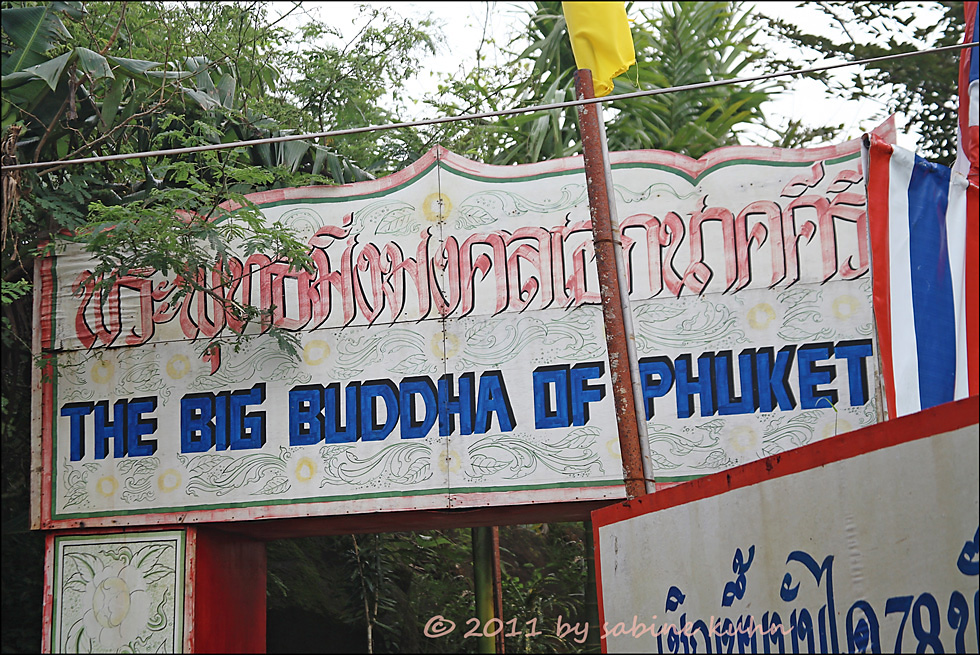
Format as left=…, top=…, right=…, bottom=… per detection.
left=760, top=1, right=961, bottom=163
left=74, top=46, right=112, bottom=80
left=433, top=1, right=776, bottom=164
left=0, top=280, right=31, bottom=305
left=12, top=46, right=116, bottom=91
left=106, top=55, right=163, bottom=76
left=0, top=2, right=80, bottom=75
left=14, top=50, right=71, bottom=90
left=602, top=1, right=776, bottom=159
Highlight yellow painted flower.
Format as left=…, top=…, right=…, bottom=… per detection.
left=430, top=332, right=460, bottom=359
left=157, top=469, right=181, bottom=493
left=80, top=557, right=151, bottom=650
left=295, top=457, right=317, bottom=483
left=165, top=355, right=191, bottom=380
left=728, top=426, right=760, bottom=455
left=832, top=295, right=860, bottom=320
left=747, top=303, right=776, bottom=330
left=95, top=476, right=119, bottom=498
left=422, top=192, right=452, bottom=223
left=303, top=340, right=331, bottom=366
left=91, top=360, right=114, bottom=384
left=438, top=449, right=462, bottom=474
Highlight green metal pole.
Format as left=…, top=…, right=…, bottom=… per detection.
left=584, top=520, right=601, bottom=653
left=472, top=526, right=496, bottom=654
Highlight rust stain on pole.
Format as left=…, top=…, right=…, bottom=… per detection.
left=574, top=69, right=646, bottom=499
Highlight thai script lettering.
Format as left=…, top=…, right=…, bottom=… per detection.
left=67, top=163, right=868, bottom=350
left=646, top=536, right=980, bottom=654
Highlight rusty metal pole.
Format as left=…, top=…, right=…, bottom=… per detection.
left=573, top=69, right=650, bottom=499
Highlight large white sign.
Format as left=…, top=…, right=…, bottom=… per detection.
left=33, top=125, right=892, bottom=528
left=594, top=397, right=979, bottom=654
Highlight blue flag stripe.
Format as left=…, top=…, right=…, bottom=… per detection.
left=907, top=155, right=956, bottom=409
left=971, top=14, right=978, bottom=83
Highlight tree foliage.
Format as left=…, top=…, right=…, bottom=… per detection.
left=762, top=1, right=964, bottom=164
left=430, top=1, right=778, bottom=163
left=266, top=524, right=591, bottom=654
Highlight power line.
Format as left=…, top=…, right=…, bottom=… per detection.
left=3, top=40, right=976, bottom=173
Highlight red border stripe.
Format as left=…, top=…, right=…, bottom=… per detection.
left=38, top=255, right=55, bottom=350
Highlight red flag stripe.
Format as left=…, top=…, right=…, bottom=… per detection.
left=866, top=135, right=898, bottom=419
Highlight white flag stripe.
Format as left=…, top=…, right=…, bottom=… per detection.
left=946, top=173, right=971, bottom=400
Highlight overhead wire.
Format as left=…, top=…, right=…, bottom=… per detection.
left=2, top=40, right=977, bottom=173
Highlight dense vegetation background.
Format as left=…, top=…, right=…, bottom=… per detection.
left=1, top=1, right=962, bottom=652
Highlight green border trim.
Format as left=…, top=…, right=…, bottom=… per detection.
left=248, top=158, right=438, bottom=209
left=246, top=150, right=861, bottom=207
left=51, top=477, right=625, bottom=521
left=610, top=150, right=861, bottom=185
left=652, top=474, right=707, bottom=483
left=438, top=162, right=585, bottom=185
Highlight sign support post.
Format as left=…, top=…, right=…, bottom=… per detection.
left=472, top=526, right=496, bottom=654
left=583, top=519, right=601, bottom=653
left=491, top=526, right=505, bottom=654
left=573, top=69, right=654, bottom=497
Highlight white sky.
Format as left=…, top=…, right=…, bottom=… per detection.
left=272, top=1, right=954, bottom=153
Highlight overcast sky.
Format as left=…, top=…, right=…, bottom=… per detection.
left=272, top=2, right=953, bottom=153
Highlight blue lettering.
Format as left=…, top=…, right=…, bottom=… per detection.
left=61, top=402, right=92, bottom=462
left=214, top=391, right=230, bottom=450
left=399, top=377, right=437, bottom=439
left=438, top=373, right=475, bottom=436
left=638, top=356, right=673, bottom=419
left=93, top=400, right=127, bottom=459
left=755, top=346, right=797, bottom=412
left=289, top=385, right=323, bottom=446
left=798, top=343, right=837, bottom=410
left=475, top=370, right=516, bottom=433
left=675, top=353, right=715, bottom=419
left=835, top=339, right=873, bottom=406
left=126, top=397, right=158, bottom=457
left=533, top=365, right=571, bottom=429
left=229, top=383, right=266, bottom=450
left=360, top=380, right=399, bottom=441
left=181, top=393, right=214, bottom=453
left=324, top=382, right=358, bottom=443
left=715, top=350, right=757, bottom=415
left=569, top=362, right=606, bottom=426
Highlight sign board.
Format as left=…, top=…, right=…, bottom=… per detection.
left=592, top=396, right=979, bottom=654
left=32, top=121, right=894, bottom=529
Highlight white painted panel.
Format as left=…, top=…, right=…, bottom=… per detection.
left=598, top=423, right=980, bottom=654
left=50, top=531, right=185, bottom=653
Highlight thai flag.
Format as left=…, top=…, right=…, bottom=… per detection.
left=864, top=135, right=979, bottom=418
left=953, top=1, right=979, bottom=184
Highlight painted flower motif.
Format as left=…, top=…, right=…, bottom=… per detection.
left=63, top=542, right=174, bottom=652
left=80, top=559, right=151, bottom=651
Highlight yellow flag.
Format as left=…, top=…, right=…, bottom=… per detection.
left=561, top=2, right=635, bottom=97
